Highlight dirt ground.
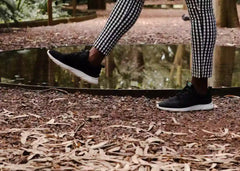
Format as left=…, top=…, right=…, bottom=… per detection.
left=1, top=3, right=240, bottom=51
left=1, top=2, right=240, bottom=170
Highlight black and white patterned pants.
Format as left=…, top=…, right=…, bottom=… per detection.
left=93, top=0, right=217, bottom=78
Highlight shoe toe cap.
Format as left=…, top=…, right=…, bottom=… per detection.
left=48, top=50, right=64, bottom=61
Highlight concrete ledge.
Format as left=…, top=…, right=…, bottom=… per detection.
left=0, top=83, right=239, bottom=98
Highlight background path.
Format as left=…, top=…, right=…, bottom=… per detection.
left=1, top=3, right=240, bottom=51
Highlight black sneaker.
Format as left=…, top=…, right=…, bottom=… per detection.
left=156, top=82, right=214, bottom=112
left=47, top=50, right=102, bottom=84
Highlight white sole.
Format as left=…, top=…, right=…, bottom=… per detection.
left=156, top=102, right=214, bottom=112
left=47, top=50, right=98, bottom=85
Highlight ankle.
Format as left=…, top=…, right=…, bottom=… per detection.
left=88, top=47, right=105, bottom=67
left=194, top=88, right=208, bottom=96
left=191, top=77, right=208, bottom=95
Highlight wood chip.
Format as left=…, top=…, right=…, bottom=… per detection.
left=146, top=137, right=165, bottom=144
left=90, top=141, right=109, bottom=149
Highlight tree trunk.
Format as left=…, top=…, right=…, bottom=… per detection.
left=88, top=0, right=106, bottom=10
left=47, top=0, right=53, bottom=25
left=105, top=56, right=116, bottom=88
left=105, top=56, right=115, bottom=78
left=129, top=46, right=144, bottom=84
left=170, top=45, right=185, bottom=87
left=132, top=47, right=144, bottom=72
left=214, top=0, right=239, bottom=28
left=212, top=0, right=238, bottom=87
left=32, top=49, right=48, bottom=84
left=212, top=46, right=235, bottom=87
left=48, top=57, right=55, bottom=86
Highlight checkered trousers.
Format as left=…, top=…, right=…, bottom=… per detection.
left=93, top=0, right=144, bottom=56
left=93, top=0, right=217, bottom=78
left=185, top=0, right=217, bottom=78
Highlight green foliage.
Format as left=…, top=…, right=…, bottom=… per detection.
left=15, top=0, right=69, bottom=21
left=15, top=0, right=48, bottom=21
left=0, top=0, right=70, bottom=23
left=0, top=0, right=18, bottom=23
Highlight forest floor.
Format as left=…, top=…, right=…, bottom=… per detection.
left=0, top=88, right=240, bottom=170
left=1, top=1, right=240, bottom=170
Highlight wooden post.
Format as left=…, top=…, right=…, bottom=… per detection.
left=72, top=0, right=77, bottom=17
left=47, top=0, right=53, bottom=25
left=88, top=0, right=106, bottom=10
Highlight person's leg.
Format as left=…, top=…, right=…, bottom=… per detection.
left=89, top=0, right=144, bottom=66
left=157, top=0, right=217, bottom=112
left=188, top=0, right=217, bottom=95
left=47, top=0, right=144, bottom=83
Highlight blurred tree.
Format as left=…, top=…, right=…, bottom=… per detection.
left=212, top=46, right=236, bottom=87
left=214, top=0, right=239, bottom=27
left=213, top=0, right=238, bottom=87
left=170, top=45, right=186, bottom=87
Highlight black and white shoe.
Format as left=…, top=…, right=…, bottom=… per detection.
left=47, top=50, right=102, bottom=84
left=156, top=82, right=214, bottom=112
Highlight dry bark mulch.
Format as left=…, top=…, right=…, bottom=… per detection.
left=0, top=87, right=240, bottom=170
